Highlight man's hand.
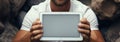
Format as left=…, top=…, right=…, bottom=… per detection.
left=30, top=19, right=43, bottom=42
left=78, top=18, right=90, bottom=42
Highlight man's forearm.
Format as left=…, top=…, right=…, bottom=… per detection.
left=90, top=30, right=105, bottom=42
left=13, top=30, right=31, bottom=42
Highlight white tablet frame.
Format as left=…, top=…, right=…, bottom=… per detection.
left=39, top=12, right=83, bottom=41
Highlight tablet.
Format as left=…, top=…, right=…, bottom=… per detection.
left=39, top=12, right=83, bottom=41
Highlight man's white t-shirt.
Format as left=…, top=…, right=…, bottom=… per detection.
left=21, top=0, right=99, bottom=42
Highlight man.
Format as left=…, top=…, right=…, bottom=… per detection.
left=13, top=0, right=104, bottom=42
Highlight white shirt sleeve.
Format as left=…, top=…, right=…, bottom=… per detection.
left=83, top=8, right=99, bottom=30
left=20, top=6, right=40, bottom=31
left=72, top=0, right=99, bottom=30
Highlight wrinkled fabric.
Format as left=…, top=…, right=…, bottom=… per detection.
left=0, top=0, right=26, bottom=42
left=91, top=0, right=120, bottom=42
left=0, top=22, right=18, bottom=42
left=91, top=0, right=117, bottom=20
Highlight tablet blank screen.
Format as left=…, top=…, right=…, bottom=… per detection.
left=42, top=14, right=80, bottom=37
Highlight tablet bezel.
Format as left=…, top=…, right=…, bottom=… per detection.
left=39, top=12, right=83, bottom=41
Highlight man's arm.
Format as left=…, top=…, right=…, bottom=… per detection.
left=13, top=19, right=43, bottom=42
left=78, top=18, right=104, bottom=42
left=13, top=30, right=31, bottom=42
left=90, top=30, right=105, bottom=42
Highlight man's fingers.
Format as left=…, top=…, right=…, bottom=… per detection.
left=32, top=19, right=41, bottom=26
left=32, top=30, right=43, bottom=35
left=82, top=34, right=90, bottom=41
left=79, top=18, right=90, bottom=41
left=32, top=34, right=43, bottom=40
left=31, top=25, right=43, bottom=31
left=32, top=21, right=41, bottom=26
left=31, top=30, right=43, bottom=40
left=82, top=34, right=89, bottom=39
left=80, top=18, right=90, bottom=25
left=78, top=28, right=90, bottom=35
left=30, top=19, right=43, bottom=41
left=78, top=23, right=90, bottom=30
